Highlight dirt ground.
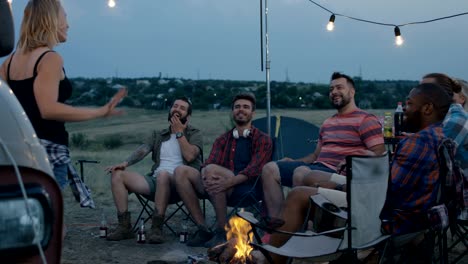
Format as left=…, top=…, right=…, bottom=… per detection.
left=61, top=189, right=210, bottom=264
left=61, top=188, right=468, bottom=264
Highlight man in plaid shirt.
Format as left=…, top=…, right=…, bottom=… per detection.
left=261, top=83, right=452, bottom=264
left=176, top=92, right=273, bottom=247
left=381, top=82, right=453, bottom=234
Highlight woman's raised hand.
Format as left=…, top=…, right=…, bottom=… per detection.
left=102, top=87, right=127, bottom=117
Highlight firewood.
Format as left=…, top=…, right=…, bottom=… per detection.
left=219, top=238, right=238, bottom=263
left=207, top=241, right=228, bottom=261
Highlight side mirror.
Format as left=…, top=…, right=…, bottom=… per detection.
left=0, top=0, right=15, bottom=57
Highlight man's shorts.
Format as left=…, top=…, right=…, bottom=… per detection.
left=276, top=161, right=336, bottom=187
left=143, top=172, right=180, bottom=204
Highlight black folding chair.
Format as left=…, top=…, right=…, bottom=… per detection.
left=131, top=193, right=206, bottom=236
left=447, top=214, right=468, bottom=263
left=226, top=176, right=264, bottom=219
left=435, top=138, right=467, bottom=264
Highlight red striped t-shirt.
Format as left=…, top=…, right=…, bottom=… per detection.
left=316, top=109, right=384, bottom=170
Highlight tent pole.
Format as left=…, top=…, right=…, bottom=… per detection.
left=264, top=0, right=272, bottom=136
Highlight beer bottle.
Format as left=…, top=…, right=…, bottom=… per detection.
left=99, top=211, right=108, bottom=238
left=137, top=218, right=146, bottom=243
left=394, top=102, right=404, bottom=136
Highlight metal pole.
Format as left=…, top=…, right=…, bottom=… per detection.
left=76, top=160, right=100, bottom=183
left=79, top=161, right=84, bottom=182
left=264, top=0, right=272, bottom=137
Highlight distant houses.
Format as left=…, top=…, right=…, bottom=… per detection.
left=69, top=76, right=416, bottom=110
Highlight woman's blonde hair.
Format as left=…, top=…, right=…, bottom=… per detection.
left=17, top=0, right=62, bottom=52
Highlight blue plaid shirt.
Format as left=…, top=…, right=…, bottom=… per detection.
left=443, top=103, right=468, bottom=170
left=381, top=123, right=444, bottom=234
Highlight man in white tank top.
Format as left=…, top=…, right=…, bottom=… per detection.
left=105, top=97, right=202, bottom=244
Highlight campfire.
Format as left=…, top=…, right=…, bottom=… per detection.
left=207, top=215, right=255, bottom=264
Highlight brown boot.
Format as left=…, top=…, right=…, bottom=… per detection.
left=147, top=214, right=164, bottom=244
left=107, top=211, right=135, bottom=241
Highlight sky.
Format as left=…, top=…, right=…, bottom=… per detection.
left=3, top=0, right=468, bottom=83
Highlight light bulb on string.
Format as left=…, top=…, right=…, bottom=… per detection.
left=326, top=14, right=335, bottom=31
left=108, top=0, right=116, bottom=8
left=7, top=0, right=13, bottom=4
left=394, top=26, right=404, bottom=46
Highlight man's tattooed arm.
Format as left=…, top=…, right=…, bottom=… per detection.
left=124, top=144, right=152, bottom=166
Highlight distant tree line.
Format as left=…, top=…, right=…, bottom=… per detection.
left=68, top=76, right=417, bottom=110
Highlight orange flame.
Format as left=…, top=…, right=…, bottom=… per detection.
left=225, top=215, right=253, bottom=262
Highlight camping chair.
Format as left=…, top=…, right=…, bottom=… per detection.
left=131, top=192, right=204, bottom=236
left=447, top=211, right=468, bottom=263
left=239, top=153, right=390, bottom=263
left=226, top=175, right=264, bottom=219
left=384, top=138, right=466, bottom=264
left=434, top=138, right=467, bottom=264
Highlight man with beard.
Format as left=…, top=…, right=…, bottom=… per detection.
left=175, top=92, right=273, bottom=247
left=260, top=72, right=385, bottom=228
left=262, top=83, right=452, bottom=264
left=105, top=97, right=202, bottom=244
left=381, top=82, right=455, bottom=234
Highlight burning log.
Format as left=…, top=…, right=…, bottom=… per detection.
left=207, top=216, right=256, bottom=264
left=219, top=238, right=237, bottom=263
left=207, top=238, right=237, bottom=263
left=207, top=241, right=228, bottom=260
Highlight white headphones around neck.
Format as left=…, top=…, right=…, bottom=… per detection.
left=233, top=128, right=251, bottom=139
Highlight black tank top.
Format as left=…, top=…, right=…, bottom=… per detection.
left=7, top=50, right=73, bottom=146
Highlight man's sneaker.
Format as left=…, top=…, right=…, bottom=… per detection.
left=204, top=228, right=227, bottom=248
left=186, top=226, right=214, bottom=247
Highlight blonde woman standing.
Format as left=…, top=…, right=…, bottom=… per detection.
left=0, top=0, right=127, bottom=190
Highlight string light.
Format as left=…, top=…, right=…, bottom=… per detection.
left=7, top=0, right=12, bottom=4
left=108, top=0, right=116, bottom=8
left=394, top=26, right=404, bottom=46
left=307, top=0, right=468, bottom=46
left=326, top=14, right=335, bottom=31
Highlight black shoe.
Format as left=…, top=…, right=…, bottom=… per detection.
left=204, top=228, right=227, bottom=248
left=186, top=226, right=214, bottom=247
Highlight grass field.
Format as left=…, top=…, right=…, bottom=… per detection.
left=66, top=107, right=390, bottom=194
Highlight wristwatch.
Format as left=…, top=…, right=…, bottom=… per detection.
left=175, top=132, right=184, bottom=139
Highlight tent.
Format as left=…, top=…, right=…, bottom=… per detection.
left=252, top=115, right=320, bottom=160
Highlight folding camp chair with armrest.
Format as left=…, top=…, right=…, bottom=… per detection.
left=383, top=138, right=466, bottom=264
left=238, top=153, right=390, bottom=263
left=447, top=212, right=468, bottom=263
left=436, top=138, right=467, bottom=264
left=226, top=175, right=263, bottom=219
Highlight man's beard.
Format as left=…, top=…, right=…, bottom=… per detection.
left=331, top=95, right=351, bottom=110
left=403, top=110, right=423, bottom=133
left=168, top=112, right=187, bottom=124
left=233, top=114, right=252, bottom=126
